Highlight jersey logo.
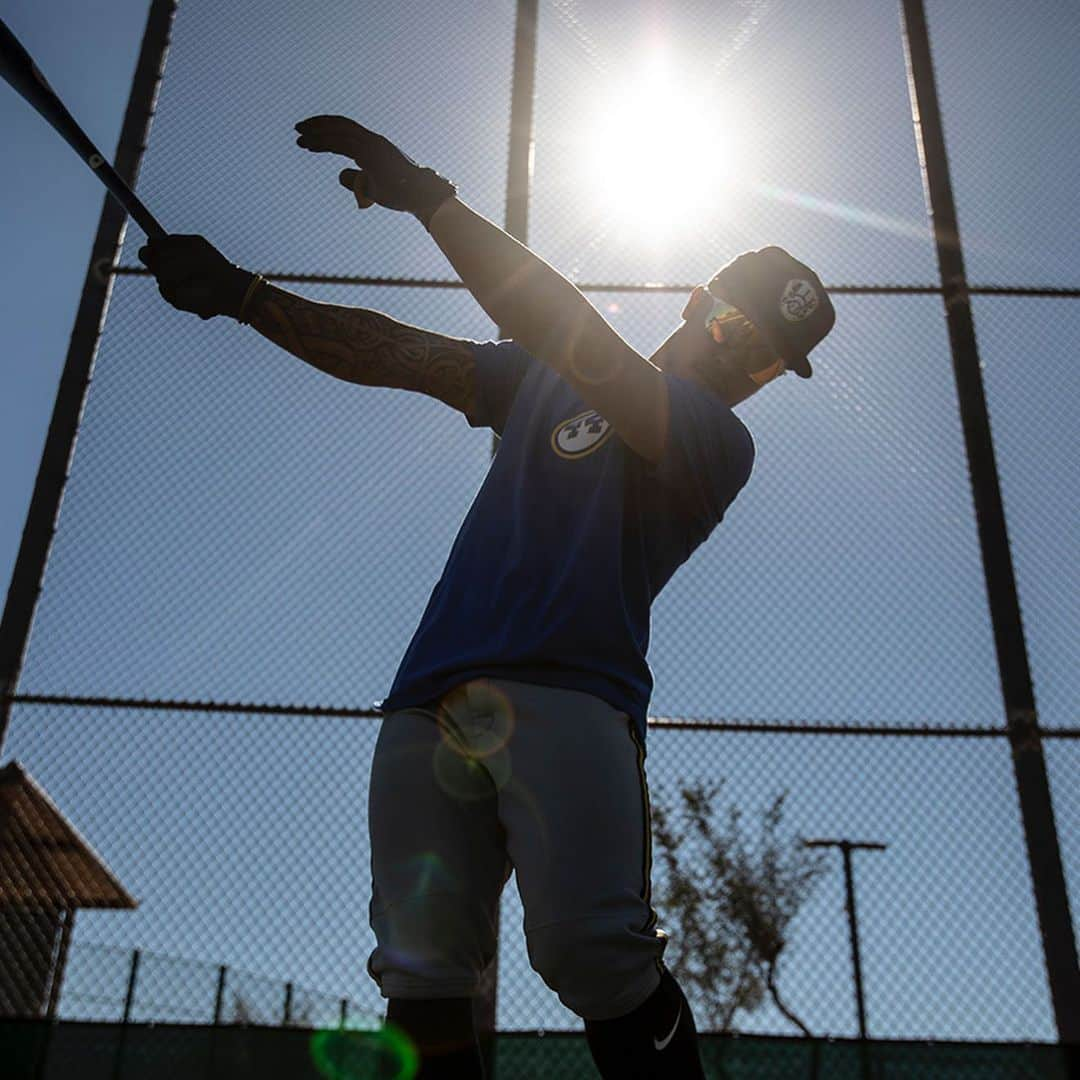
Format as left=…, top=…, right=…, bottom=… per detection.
left=551, top=409, right=613, bottom=459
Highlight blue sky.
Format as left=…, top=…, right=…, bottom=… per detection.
left=1, top=0, right=149, bottom=592
left=2, top=0, right=1077, bottom=1044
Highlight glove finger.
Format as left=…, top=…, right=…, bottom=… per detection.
left=160, top=279, right=215, bottom=318
left=295, top=114, right=352, bottom=129
left=339, top=168, right=375, bottom=209
left=157, top=279, right=187, bottom=310
left=153, top=255, right=203, bottom=285
left=296, top=135, right=362, bottom=159
left=140, top=234, right=203, bottom=270
left=186, top=283, right=218, bottom=319
left=151, top=237, right=224, bottom=283
left=139, top=234, right=200, bottom=267
left=295, top=115, right=359, bottom=151
left=295, top=114, right=373, bottom=137
left=295, top=116, right=386, bottom=162
left=152, top=233, right=206, bottom=253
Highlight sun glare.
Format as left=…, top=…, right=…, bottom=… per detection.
left=576, top=58, right=749, bottom=245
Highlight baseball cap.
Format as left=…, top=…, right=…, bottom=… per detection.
left=707, top=246, right=835, bottom=378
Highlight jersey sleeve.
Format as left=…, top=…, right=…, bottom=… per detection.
left=465, top=339, right=537, bottom=435
left=644, top=374, right=756, bottom=525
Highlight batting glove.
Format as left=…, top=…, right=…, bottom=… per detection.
left=138, top=235, right=254, bottom=321
left=294, top=115, right=456, bottom=226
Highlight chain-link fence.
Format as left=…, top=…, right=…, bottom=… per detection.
left=57, top=941, right=364, bottom=1028
left=2, top=0, right=1077, bottom=1076
left=1, top=943, right=1071, bottom=1080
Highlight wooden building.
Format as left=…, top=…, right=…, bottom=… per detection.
left=0, top=761, right=136, bottom=1018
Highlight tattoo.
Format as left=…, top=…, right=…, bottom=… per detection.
left=246, top=283, right=477, bottom=415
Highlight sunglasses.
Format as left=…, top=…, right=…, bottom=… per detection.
left=701, top=287, right=787, bottom=382
left=702, top=289, right=743, bottom=345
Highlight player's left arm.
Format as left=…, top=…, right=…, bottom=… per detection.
left=424, top=198, right=669, bottom=463
left=295, top=116, right=669, bottom=463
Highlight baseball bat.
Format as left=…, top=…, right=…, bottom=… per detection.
left=0, top=16, right=166, bottom=239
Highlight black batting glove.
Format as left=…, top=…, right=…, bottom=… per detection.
left=294, top=115, right=456, bottom=226
left=138, top=234, right=253, bottom=321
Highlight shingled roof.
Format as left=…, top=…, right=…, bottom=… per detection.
left=0, top=761, right=136, bottom=910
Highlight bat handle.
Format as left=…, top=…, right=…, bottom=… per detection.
left=130, top=202, right=168, bottom=241
left=90, top=151, right=167, bottom=239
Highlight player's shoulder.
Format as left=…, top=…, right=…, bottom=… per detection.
left=664, top=373, right=756, bottom=486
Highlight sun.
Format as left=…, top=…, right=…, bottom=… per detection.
left=574, top=58, right=749, bottom=246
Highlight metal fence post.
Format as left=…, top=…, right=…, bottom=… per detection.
left=283, top=981, right=294, bottom=1026
left=207, top=964, right=228, bottom=1078
left=213, top=965, right=227, bottom=1025
left=0, top=0, right=178, bottom=755
left=502, top=0, right=539, bottom=251
left=121, top=948, right=141, bottom=1024
left=45, top=907, right=75, bottom=1021
left=491, top=0, right=539, bottom=477
left=112, top=948, right=141, bottom=1080
left=804, top=839, right=886, bottom=1080
left=476, top=1, right=540, bottom=1072
left=31, top=908, right=76, bottom=1080
left=899, top=0, right=1080, bottom=1049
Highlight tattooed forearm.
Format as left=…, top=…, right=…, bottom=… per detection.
left=245, top=282, right=476, bottom=415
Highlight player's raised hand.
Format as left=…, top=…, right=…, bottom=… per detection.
left=294, top=115, right=456, bottom=223
left=138, top=234, right=253, bottom=320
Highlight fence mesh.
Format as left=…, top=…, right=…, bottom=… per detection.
left=2, top=0, right=1078, bottom=1074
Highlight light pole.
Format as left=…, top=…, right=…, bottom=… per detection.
left=803, top=838, right=886, bottom=1076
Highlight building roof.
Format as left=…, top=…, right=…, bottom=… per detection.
left=0, top=761, right=136, bottom=910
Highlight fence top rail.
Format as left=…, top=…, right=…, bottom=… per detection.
left=6, top=693, right=1077, bottom=737
left=108, top=266, right=1080, bottom=298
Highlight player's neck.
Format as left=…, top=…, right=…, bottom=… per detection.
left=649, top=327, right=759, bottom=408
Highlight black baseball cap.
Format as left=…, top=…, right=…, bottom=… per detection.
left=707, top=246, right=835, bottom=378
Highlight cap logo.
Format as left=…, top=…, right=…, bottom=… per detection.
left=779, top=279, right=819, bottom=323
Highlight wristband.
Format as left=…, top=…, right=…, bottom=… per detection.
left=236, top=273, right=266, bottom=325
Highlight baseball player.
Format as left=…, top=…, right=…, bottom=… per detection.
left=138, top=116, right=834, bottom=1079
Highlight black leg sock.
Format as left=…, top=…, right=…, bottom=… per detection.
left=383, top=997, right=485, bottom=1079
left=584, top=966, right=706, bottom=1079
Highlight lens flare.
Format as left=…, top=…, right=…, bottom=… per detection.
left=433, top=736, right=499, bottom=802
left=310, top=1018, right=419, bottom=1080
left=405, top=850, right=458, bottom=898
left=431, top=682, right=515, bottom=799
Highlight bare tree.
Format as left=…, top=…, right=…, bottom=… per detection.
left=230, top=990, right=256, bottom=1026
left=289, top=996, right=315, bottom=1028
left=651, top=779, right=829, bottom=1035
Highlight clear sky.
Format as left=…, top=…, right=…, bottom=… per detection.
left=2, top=0, right=1077, bottom=1046
left=1, top=0, right=150, bottom=593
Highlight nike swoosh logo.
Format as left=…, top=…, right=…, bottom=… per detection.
left=654, top=1005, right=681, bottom=1051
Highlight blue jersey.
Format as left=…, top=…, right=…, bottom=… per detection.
left=377, top=340, right=755, bottom=745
